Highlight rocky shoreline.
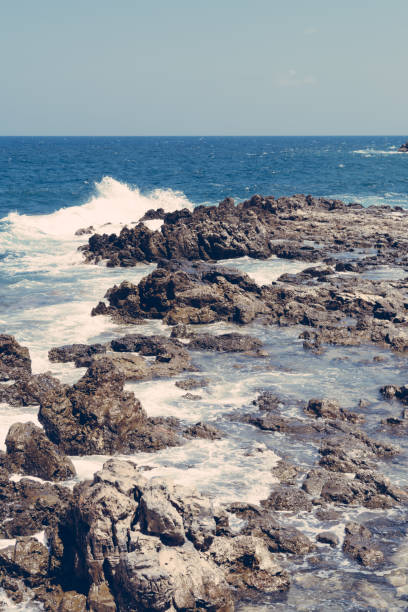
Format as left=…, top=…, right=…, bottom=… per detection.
left=1, top=193, right=408, bottom=610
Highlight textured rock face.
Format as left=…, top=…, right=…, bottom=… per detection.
left=342, top=522, right=384, bottom=567
left=187, top=332, right=263, bottom=353
left=0, top=475, right=74, bottom=538
left=0, top=537, right=50, bottom=587
left=38, top=358, right=181, bottom=455
left=5, top=421, right=76, bottom=481
left=0, top=335, right=31, bottom=381
left=80, top=194, right=354, bottom=267
left=304, top=398, right=362, bottom=423
left=92, top=260, right=267, bottom=325
left=48, top=342, right=107, bottom=364
left=0, top=372, right=63, bottom=407
left=48, top=334, right=194, bottom=381
left=70, top=459, right=288, bottom=610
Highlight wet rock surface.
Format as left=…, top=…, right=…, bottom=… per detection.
left=92, top=259, right=268, bottom=325
left=3, top=192, right=408, bottom=609
left=80, top=193, right=408, bottom=269
left=38, top=358, right=182, bottom=455
left=0, top=335, right=31, bottom=382
left=5, top=421, right=76, bottom=481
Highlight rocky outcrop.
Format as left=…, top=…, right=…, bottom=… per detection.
left=5, top=422, right=76, bottom=481
left=81, top=194, right=338, bottom=266
left=188, top=332, right=263, bottom=353
left=0, top=372, right=63, bottom=407
left=38, top=358, right=181, bottom=455
left=0, top=472, right=74, bottom=538
left=0, top=335, right=31, bottom=381
left=48, top=342, right=106, bottom=364
left=342, top=522, right=384, bottom=567
left=70, top=459, right=289, bottom=610
left=305, top=398, right=363, bottom=423
left=398, top=141, right=408, bottom=152
left=92, top=260, right=268, bottom=325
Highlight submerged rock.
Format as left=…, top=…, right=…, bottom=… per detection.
left=343, top=522, right=384, bottom=568
left=188, top=332, right=263, bottom=353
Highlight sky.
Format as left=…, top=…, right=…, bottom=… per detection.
left=0, top=0, right=407, bottom=136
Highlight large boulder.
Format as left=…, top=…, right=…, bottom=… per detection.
left=0, top=537, right=50, bottom=587
left=5, top=422, right=76, bottom=481
left=91, top=260, right=268, bottom=326
left=0, top=334, right=31, bottom=381
left=71, top=459, right=288, bottom=610
left=38, top=358, right=181, bottom=455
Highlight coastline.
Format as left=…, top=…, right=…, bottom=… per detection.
left=1, top=190, right=408, bottom=610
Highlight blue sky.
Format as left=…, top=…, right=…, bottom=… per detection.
left=1, top=0, right=407, bottom=135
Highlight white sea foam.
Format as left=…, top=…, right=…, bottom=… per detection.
left=0, top=176, right=193, bottom=240
left=352, top=148, right=405, bottom=156
left=216, top=255, right=311, bottom=285
left=72, top=438, right=280, bottom=505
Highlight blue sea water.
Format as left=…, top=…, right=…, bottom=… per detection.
left=0, top=135, right=407, bottom=217
left=1, top=136, right=408, bottom=610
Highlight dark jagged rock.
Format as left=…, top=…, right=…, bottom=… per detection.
left=261, top=485, right=313, bottom=512
left=48, top=343, right=106, bottom=363
left=0, top=372, right=63, bottom=407
left=184, top=422, right=222, bottom=440
left=398, top=141, right=408, bottom=153
left=305, top=398, right=363, bottom=423
left=318, top=423, right=396, bottom=473
left=0, top=335, right=31, bottom=381
left=81, top=194, right=334, bottom=267
left=381, top=383, right=408, bottom=404
left=5, top=422, right=76, bottom=481
left=92, top=260, right=268, bottom=325
left=0, top=537, right=50, bottom=587
left=74, top=225, right=94, bottom=236
left=229, top=504, right=315, bottom=555
left=188, top=332, right=263, bottom=353
left=69, top=459, right=288, bottom=610
left=0, top=476, right=74, bottom=538
left=342, top=522, right=384, bottom=567
left=302, top=467, right=406, bottom=508
left=175, top=377, right=209, bottom=390
left=38, top=358, right=181, bottom=455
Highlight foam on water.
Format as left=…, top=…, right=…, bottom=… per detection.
left=216, top=255, right=311, bottom=285
left=72, top=438, right=280, bottom=505
left=0, top=176, right=193, bottom=240
left=352, top=148, right=406, bottom=156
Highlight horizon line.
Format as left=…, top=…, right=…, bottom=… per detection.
left=0, top=134, right=406, bottom=139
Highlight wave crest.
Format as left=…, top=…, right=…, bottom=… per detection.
left=1, top=177, right=194, bottom=240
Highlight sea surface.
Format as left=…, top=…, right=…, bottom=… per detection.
left=1, top=136, right=408, bottom=610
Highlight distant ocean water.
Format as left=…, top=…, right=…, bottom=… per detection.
left=1, top=136, right=408, bottom=610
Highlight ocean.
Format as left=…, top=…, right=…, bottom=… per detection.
left=1, top=136, right=408, bottom=610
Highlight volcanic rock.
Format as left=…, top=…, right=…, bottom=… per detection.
left=38, top=358, right=181, bottom=455
left=5, top=421, right=76, bottom=481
